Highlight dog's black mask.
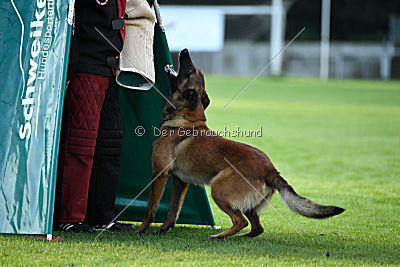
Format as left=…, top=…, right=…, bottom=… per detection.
left=182, top=89, right=199, bottom=111
left=166, top=49, right=210, bottom=110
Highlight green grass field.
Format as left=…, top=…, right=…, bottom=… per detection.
left=1, top=77, right=400, bottom=266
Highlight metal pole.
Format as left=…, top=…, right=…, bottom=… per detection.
left=270, top=0, right=284, bottom=76
left=320, top=0, right=331, bottom=80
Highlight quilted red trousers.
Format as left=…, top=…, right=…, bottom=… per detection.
left=55, top=73, right=109, bottom=223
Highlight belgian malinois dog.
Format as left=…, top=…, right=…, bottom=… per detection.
left=135, top=49, right=344, bottom=238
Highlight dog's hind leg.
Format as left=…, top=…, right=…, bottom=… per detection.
left=135, top=171, right=169, bottom=234
left=237, top=210, right=264, bottom=237
left=238, top=191, right=274, bottom=238
left=154, top=176, right=189, bottom=234
left=209, top=184, right=248, bottom=239
left=209, top=200, right=248, bottom=239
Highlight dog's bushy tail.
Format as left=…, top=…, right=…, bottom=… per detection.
left=268, top=175, right=344, bottom=219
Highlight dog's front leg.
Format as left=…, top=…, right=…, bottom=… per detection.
left=134, top=171, right=169, bottom=234
left=154, top=176, right=189, bottom=234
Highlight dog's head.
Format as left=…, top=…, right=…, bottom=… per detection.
left=162, top=49, right=210, bottom=123
left=166, top=49, right=210, bottom=110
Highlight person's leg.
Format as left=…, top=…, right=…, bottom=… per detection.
left=54, top=72, right=109, bottom=232
left=85, top=80, right=134, bottom=231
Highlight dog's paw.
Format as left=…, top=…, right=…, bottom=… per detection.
left=237, top=229, right=263, bottom=238
left=208, top=234, right=226, bottom=240
left=152, top=228, right=169, bottom=235
left=133, top=228, right=147, bottom=235
left=237, top=232, right=259, bottom=238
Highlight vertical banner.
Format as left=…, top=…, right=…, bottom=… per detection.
left=0, top=0, right=72, bottom=234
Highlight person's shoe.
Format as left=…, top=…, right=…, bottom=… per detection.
left=59, top=222, right=96, bottom=233
left=94, top=222, right=136, bottom=231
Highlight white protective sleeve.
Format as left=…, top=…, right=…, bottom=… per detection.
left=117, top=0, right=156, bottom=90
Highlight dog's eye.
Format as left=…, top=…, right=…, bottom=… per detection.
left=187, top=67, right=196, bottom=75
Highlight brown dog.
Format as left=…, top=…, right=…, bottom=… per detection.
left=135, top=49, right=344, bottom=238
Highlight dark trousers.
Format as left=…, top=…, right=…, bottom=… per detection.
left=85, top=79, right=123, bottom=226
left=55, top=72, right=122, bottom=225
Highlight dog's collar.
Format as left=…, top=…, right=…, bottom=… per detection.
left=160, top=114, right=186, bottom=126
left=160, top=102, right=194, bottom=124
left=161, top=117, right=206, bottom=128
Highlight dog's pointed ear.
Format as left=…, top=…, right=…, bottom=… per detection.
left=201, top=92, right=210, bottom=110
left=182, top=89, right=199, bottom=111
